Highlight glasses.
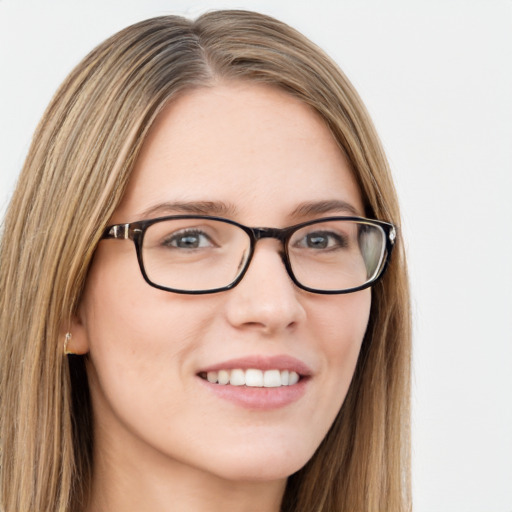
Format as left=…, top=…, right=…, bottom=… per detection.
left=101, top=215, right=396, bottom=295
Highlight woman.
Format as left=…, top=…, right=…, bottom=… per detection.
left=0, top=10, right=411, bottom=512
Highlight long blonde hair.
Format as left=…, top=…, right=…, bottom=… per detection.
left=0, top=10, right=411, bottom=511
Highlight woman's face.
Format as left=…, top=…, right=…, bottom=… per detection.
left=74, top=82, right=371, bottom=483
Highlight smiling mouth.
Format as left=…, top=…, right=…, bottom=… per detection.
left=198, top=368, right=301, bottom=388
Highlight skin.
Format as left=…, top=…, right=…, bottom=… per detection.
left=71, top=82, right=371, bottom=512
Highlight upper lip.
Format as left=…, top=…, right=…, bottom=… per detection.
left=198, top=355, right=313, bottom=377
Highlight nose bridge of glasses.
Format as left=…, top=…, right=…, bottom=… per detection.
left=251, top=227, right=290, bottom=244
left=247, top=227, right=290, bottom=275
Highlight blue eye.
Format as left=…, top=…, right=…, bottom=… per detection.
left=164, top=230, right=213, bottom=249
left=296, top=231, right=348, bottom=250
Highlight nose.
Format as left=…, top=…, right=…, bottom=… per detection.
left=224, top=241, right=306, bottom=335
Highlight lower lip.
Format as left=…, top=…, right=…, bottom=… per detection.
left=198, top=377, right=308, bottom=410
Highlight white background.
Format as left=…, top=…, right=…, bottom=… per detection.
left=1, top=1, right=511, bottom=511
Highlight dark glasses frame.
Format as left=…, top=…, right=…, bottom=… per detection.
left=101, top=215, right=396, bottom=295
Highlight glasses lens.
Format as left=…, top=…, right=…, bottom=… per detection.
left=288, top=219, right=387, bottom=292
left=141, top=218, right=251, bottom=292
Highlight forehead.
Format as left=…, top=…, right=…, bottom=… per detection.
left=113, top=82, right=364, bottom=224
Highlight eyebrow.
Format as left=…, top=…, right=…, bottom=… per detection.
left=137, top=199, right=361, bottom=222
left=291, top=200, right=361, bottom=217
left=138, top=200, right=237, bottom=219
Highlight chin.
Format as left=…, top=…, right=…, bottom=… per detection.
left=200, top=444, right=313, bottom=483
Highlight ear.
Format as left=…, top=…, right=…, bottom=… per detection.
left=61, top=306, right=90, bottom=356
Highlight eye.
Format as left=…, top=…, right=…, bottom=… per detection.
left=163, top=229, right=214, bottom=249
left=294, top=230, right=348, bottom=250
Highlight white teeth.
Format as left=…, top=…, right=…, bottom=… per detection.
left=217, top=370, right=229, bottom=385
left=203, top=368, right=302, bottom=387
left=289, top=371, right=299, bottom=385
left=230, top=369, right=245, bottom=386
left=263, top=369, right=281, bottom=387
left=245, top=369, right=263, bottom=387
left=206, top=371, right=218, bottom=383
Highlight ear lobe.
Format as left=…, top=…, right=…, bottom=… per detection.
left=61, top=310, right=90, bottom=356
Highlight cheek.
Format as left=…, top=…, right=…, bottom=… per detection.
left=82, top=243, right=211, bottom=350
left=315, top=289, right=371, bottom=361
left=308, top=290, right=371, bottom=416
left=79, top=248, right=216, bottom=418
